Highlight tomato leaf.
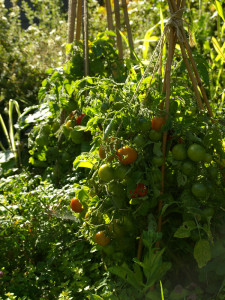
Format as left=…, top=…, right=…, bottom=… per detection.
left=174, top=221, right=196, bottom=238
left=194, top=239, right=211, bottom=268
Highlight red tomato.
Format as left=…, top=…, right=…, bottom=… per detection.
left=129, top=183, right=148, bottom=198
left=76, top=113, right=85, bottom=125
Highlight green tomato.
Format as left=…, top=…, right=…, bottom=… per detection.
left=181, top=161, right=196, bottom=176
left=204, top=153, right=213, bottom=163
left=152, top=156, right=164, bottom=166
left=133, top=134, right=146, bottom=147
left=138, top=117, right=152, bottom=132
left=191, top=183, right=208, bottom=198
left=200, top=207, right=215, bottom=221
left=208, top=165, right=218, bottom=179
left=187, top=143, right=206, bottom=162
left=98, top=164, right=115, bottom=182
left=70, top=129, right=84, bottom=144
left=149, top=130, right=162, bottom=142
left=172, top=144, right=187, bottom=161
left=114, top=164, right=128, bottom=180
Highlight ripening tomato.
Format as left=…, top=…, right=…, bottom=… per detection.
left=94, top=231, right=111, bottom=246
left=151, top=116, right=166, bottom=131
left=99, top=145, right=106, bottom=159
left=98, top=164, right=114, bottom=182
left=76, top=113, right=85, bottom=125
left=117, top=146, right=138, bottom=165
left=70, top=198, right=83, bottom=213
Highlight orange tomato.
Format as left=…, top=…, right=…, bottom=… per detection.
left=94, top=231, right=111, bottom=246
left=117, top=146, right=138, bottom=165
left=151, top=116, right=166, bottom=132
left=70, top=198, right=83, bottom=213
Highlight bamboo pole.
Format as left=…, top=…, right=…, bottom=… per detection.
left=114, top=0, right=123, bottom=60
left=105, top=0, right=114, bottom=31
left=68, top=0, right=77, bottom=43
left=82, top=0, right=89, bottom=77
left=76, top=0, right=82, bottom=41
left=121, top=0, right=134, bottom=59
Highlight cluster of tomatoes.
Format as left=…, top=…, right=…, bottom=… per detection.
left=68, top=105, right=225, bottom=259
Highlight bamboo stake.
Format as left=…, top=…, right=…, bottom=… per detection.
left=82, top=0, right=89, bottom=77
left=76, top=0, right=82, bottom=41
left=105, top=0, right=114, bottom=31
left=156, top=29, right=176, bottom=248
left=68, top=0, right=77, bottom=43
left=121, top=0, right=135, bottom=59
left=114, top=0, right=123, bottom=60
left=181, top=28, right=214, bottom=117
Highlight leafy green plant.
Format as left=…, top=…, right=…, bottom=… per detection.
left=0, top=99, right=21, bottom=172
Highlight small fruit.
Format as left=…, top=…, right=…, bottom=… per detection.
left=151, top=116, right=166, bottom=132
left=129, top=183, right=148, bottom=198
left=172, top=144, right=187, bottom=161
left=76, top=113, right=85, bottom=125
left=182, top=161, right=195, bottom=176
left=70, top=198, right=83, bottom=213
left=94, top=231, right=111, bottom=246
left=99, top=145, right=106, bottom=159
left=191, top=183, right=208, bottom=198
left=149, top=130, right=162, bottom=142
left=98, top=164, right=114, bottom=182
left=117, top=146, right=138, bottom=165
left=204, top=153, right=212, bottom=163
left=133, top=134, right=146, bottom=147
left=187, top=144, right=206, bottom=162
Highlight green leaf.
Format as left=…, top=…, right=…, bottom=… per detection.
left=216, top=1, right=225, bottom=21
left=212, top=37, right=225, bottom=62
left=88, top=295, right=103, bottom=300
left=143, top=24, right=159, bottom=59
left=73, top=154, right=96, bottom=170
left=194, top=239, right=211, bottom=268
left=0, top=150, right=15, bottom=164
left=174, top=221, right=196, bottom=238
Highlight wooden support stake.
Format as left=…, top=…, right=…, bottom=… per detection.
left=82, top=0, right=89, bottom=77
left=114, top=0, right=123, bottom=60
left=121, top=0, right=135, bottom=59
left=76, top=0, right=82, bottom=41
left=181, top=28, right=214, bottom=117
left=68, top=0, right=77, bottom=43
left=105, top=0, right=114, bottom=31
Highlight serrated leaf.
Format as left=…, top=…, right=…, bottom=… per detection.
left=194, top=239, right=211, bottom=268
left=174, top=221, right=196, bottom=238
